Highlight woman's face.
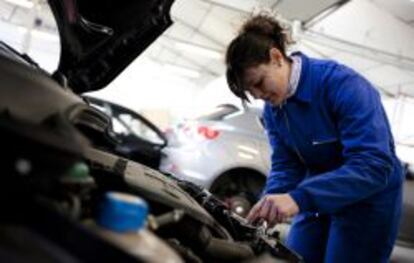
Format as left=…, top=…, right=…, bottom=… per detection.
left=243, top=48, right=291, bottom=106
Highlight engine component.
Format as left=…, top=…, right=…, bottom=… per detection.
left=97, top=192, right=148, bottom=232
left=148, top=209, right=185, bottom=230
left=177, top=180, right=304, bottom=262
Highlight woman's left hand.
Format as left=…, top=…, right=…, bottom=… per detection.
left=246, top=194, right=299, bottom=226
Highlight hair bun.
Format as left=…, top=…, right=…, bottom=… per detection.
left=241, top=14, right=284, bottom=40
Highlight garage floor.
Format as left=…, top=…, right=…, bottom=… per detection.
left=391, top=180, right=414, bottom=262
left=404, top=180, right=414, bottom=206
left=391, top=245, right=414, bottom=263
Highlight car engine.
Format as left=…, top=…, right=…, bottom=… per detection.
left=0, top=109, right=302, bottom=262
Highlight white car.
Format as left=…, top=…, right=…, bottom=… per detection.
left=160, top=104, right=270, bottom=216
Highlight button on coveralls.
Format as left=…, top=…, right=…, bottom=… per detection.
left=262, top=53, right=403, bottom=263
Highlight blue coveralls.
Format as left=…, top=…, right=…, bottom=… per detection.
left=262, top=53, right=403, bottom=263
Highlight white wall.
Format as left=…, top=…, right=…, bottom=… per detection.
left=0, top=21, right=60, bottom=72
left=192, top=76, right=264, bottom=116
left=88, top=57, right=202, bottom=127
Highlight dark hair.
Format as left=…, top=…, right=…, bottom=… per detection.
left=225, top=14, right=290, bottom=101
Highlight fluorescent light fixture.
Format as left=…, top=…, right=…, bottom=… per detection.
left=175, top=42, right=222, bottom=60
left=5, top=0, right=34, bottom=9
left=163, top=64, right=201, bottom=79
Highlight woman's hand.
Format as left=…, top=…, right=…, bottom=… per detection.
left=246, top=194, right=299, bottom=226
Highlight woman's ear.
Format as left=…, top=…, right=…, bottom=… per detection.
left=269, top=47, right=283, bottom=67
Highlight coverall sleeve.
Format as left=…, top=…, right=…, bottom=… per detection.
left=289, top=70, right=394, bottom=214
left=263, top=105, right=306, bottom=194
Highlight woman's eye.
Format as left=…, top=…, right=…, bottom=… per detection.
left=254, top=79, right=263, bottom=88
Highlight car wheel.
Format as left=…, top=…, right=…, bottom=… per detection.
left=210, top=172, right=265, bottom=217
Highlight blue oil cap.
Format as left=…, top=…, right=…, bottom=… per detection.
left=97, top=192, right=148, bottom=232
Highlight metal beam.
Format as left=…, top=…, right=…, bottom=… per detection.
left=6, top=6, right=18, bottom=22
left=21, top=0, right=39, bottom=53
left=200, top=0, right=251, bottom=14
left=161, top=34, right=223, bottom=53
left=157, top=43, right=220, bottom=77
left=304, top=0, right=350, bottom=28
left=299, top=41, right=330, bottom=59
left=172, top=16, right=226, bottom=48
left=300, top=30, right=414, bottom=73
left=200, top=0, right=292, bottom=25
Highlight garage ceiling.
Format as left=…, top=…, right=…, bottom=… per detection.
left=371, top=0, right=414, bottom=26
left=299, top=0, right=414, bottom=98
left=0, top=0, right=348, bottom=83
left=146, top=0, right=348, bottom=84
left=0, top=0, right=413, bottom=97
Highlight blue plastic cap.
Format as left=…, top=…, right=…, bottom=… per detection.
left=97, top=192, right=148, bottom=232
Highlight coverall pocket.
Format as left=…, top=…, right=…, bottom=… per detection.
left=310, top=136, right=342, bottom=168
left=312, top=137, right=338, bottom=145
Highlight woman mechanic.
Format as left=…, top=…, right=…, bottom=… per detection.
left=225, top=14, right=403, bottom=263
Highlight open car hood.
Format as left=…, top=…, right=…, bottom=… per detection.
left=48, top=0, right=174, bottom=93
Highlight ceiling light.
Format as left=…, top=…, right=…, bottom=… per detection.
left=5, top=0, right=34, bottom=9
left=163, top=64, right=201, bottom=79
left=175, top=42, right=222, bottom=60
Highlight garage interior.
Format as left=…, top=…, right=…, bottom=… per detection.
left=0, top=0, right=413, bottom=262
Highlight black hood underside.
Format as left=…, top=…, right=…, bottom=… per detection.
left=48, top=0, right=174, bottom=93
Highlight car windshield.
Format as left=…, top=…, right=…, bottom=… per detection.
left=114, top=113, right=164, bottom=145
left=90, top=101, right=164, bottom=145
